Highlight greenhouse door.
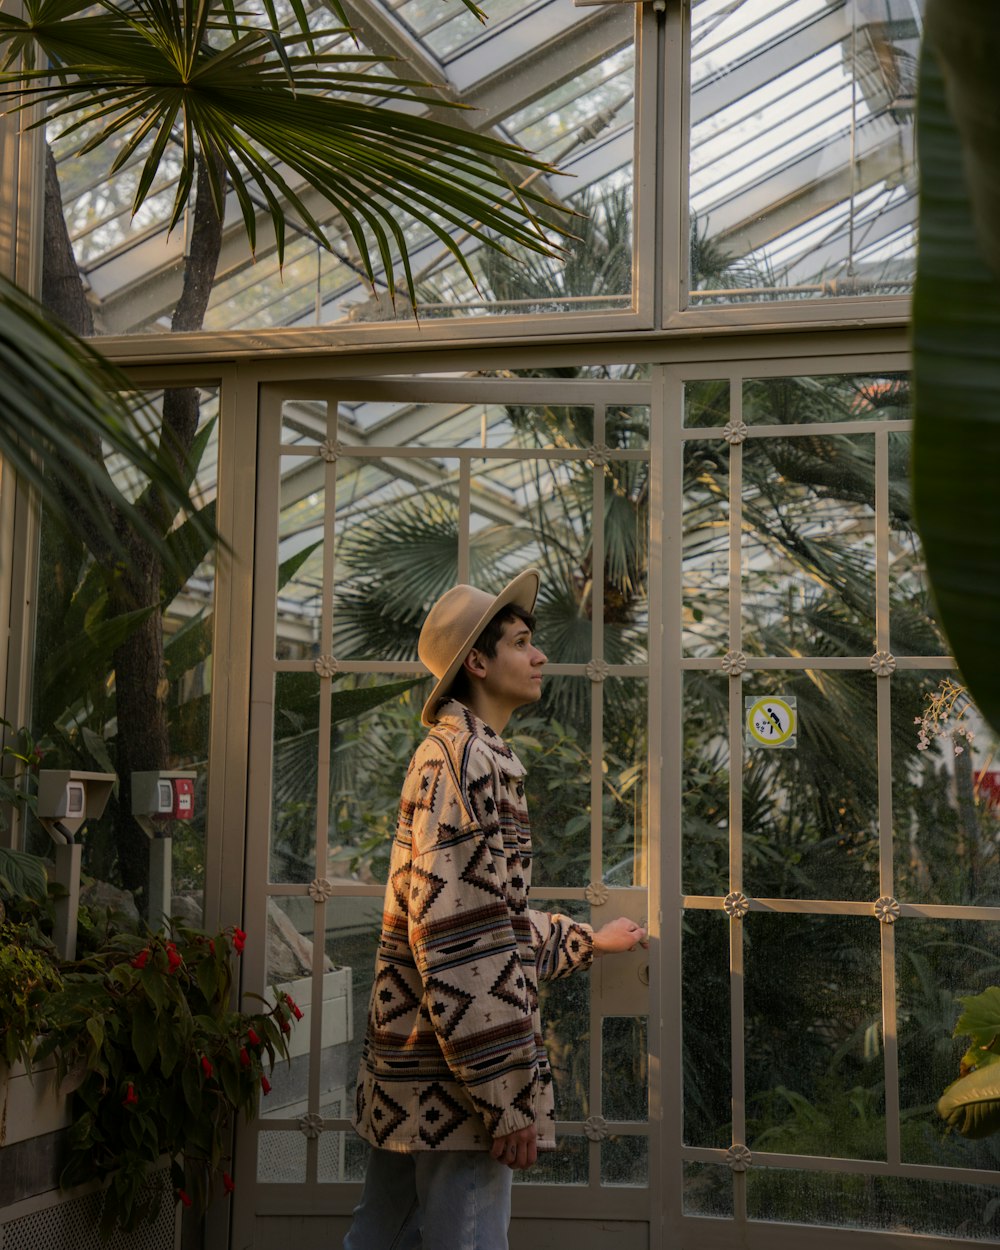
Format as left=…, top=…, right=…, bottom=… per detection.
left=667, top=354, right=1000, bottom=1250
left=233, top=375, right=658, bottom=1250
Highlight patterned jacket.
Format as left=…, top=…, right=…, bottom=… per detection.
left=353, top=701, right=594, bottom=1152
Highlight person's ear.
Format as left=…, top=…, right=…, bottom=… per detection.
left=463, top=648, right=487, bottom=680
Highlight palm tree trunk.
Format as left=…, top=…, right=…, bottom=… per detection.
left=112, top=151, right=226, bottom=903
left=42, top=145, right=226, bottom=907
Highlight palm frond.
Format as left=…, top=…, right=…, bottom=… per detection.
left=0, top=272, right=217, bottom=568
left=0, top=0, right=573, bottom=307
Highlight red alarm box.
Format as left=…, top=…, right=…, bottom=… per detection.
left=172, top=777, right=194, bottom=820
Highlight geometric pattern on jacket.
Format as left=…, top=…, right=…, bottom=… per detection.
left=353, top=701, right=594, bottom=1152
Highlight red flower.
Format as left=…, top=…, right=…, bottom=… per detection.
left=223, top=1172, right=235, bottom=1195
left=247, top=1027, right=261, bottom=1047
left=239, top=1047, right=250, bottom=1068
left=261, top=1075, right=271, bottom=1096
left=166, top=942, right=183, bottom=973
left=130, top=949, right=149, bottom=970
left=201, top=1055, right=214, bottom=1080
left=285, top=994, right=303, bottom=1021
left=280, top=1018, right=290, bottom=1036
left=122, top=1082, right=138, bottom=1107
left=233, top=927, right=246, bottom=954
left=178, top=1190, right=192, bottom=1209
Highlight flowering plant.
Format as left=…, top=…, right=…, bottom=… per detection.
left=27, top=923, right=300, bottom=1238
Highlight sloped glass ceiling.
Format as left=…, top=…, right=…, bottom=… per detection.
left=690, top=0, right=922, bottom=302
left=46, top=0, right=921, bottom=336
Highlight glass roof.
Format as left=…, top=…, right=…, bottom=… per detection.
left=45, top=0, right=922, bottom=336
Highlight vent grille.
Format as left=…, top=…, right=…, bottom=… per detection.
left=1, top=1174, right=175, bottom=1250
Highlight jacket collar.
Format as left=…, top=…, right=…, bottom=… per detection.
left=433, top=700, right=527, bottom=778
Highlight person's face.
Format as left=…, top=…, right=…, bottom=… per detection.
left=472, top=618, right=547, bottom=711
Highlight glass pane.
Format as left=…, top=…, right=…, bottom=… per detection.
left=263, top=895, right=323, bottom=1116
left=603, top=678, right=647, bottom=887
left=538, top=928, right=591, bottom=1123
left=744, top=373, right=910, bottom=426
left=603, top=1017, right=647, bottom=1121
left=330, top=679, right=427, bottom=886
left=682, top=440, right=730, bottom=657
left=896, top=917, right=1000, bottom=1171
left=281, top=397, right=327, bottom=447
left=748, top=1169, right=1000, bottom=1238
left=318, top=1130, right=370, bottom=1184
left=684, top=378, right=730, bottom=429
left=744, top=914, right=884, bottom=1161
left=742, top=670, right=878, bottom=902
left=742, top=434, right=876, bottom=658
left=682, top=673, right=729, bottom=899
left=332, top=458, right=461, bottom=663
left=887, top=431, right=950, bottom=657
left=323, top=895, right=383, bottom=1141
left=683, top=1162, right=733, bottom=1217
left=257, top=1129, right=305, bottom=1183
left=512, top=1135, right=589, bottom=1186
left=277, top=457, right=324, bottom=660
left=690, top=1, right=921, bottom=306
left=893, top=675, right=1000, bottom=907
left=518, top=679, right=592, bottom=890
left=29, top=387, right=217, bottom=929
left=604, top=461, right=650, bottom=663
left=601, top=1134, right=648, bottom=1186
left=271, top=673, right=319, bottom=884
left=682, top=910, right=731, bottom=1149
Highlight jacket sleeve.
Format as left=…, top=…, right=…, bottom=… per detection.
left=405, top=740, right=541, bottom=1138
left=529, top=909, right=595, bottom=981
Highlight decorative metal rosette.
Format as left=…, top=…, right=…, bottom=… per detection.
left=869, top=651, right=896, bottom=678
left=721, top=649, right=747, bottom=676
left=584, top=1115, right=609, bottom=1142
left=298, top=1113, right=324, bottom=1139
left=874, top=895, right=901, bottom=924
left=723, top=891, right=751, bottom=919
left=308, top=878, right=334, bottom=902
left=723, top=421, right=749, bottom=445
left=586, top=658, right=610, bottom=683
left=585, top=881, right=610, bottom=906
left=313, top=655, right=339, bottom=678
left=320, top=437, right=342, bottom=463
left=726, top=1144, right=752, bottom=1172
left=586, top=442, right=611, bottom=468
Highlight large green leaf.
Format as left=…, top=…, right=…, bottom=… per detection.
left=912, top=36, right=1000, bottom=734
left=955, top=986, right=1000, bottom=1046
left=938, top=1065, right=1000, bottom=1138
left=0, top=845, right=48, bottom=903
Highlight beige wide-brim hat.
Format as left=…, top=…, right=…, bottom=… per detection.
left=418, top=569, right=540, bottom=726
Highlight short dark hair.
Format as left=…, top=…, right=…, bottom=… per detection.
left=445, top=603, right=536, bottom=706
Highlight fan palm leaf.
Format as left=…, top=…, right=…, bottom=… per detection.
left=0, top=0, right=572, bottom=307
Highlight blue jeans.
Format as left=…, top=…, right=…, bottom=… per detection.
left=343, top=1147, right=513, bottom=1250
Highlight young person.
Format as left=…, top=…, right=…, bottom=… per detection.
left=345, top=569, right=647, bottom=1250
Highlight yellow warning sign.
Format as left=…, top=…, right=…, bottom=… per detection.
left=745, top=696, right=797, bottom=749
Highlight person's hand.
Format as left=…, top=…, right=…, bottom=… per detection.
left=490, top=1124, right=538, bottom=1170
left=593, top=916, right=648, bottom=955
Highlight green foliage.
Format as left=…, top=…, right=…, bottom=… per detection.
left=0, top=0, right=570, bottom=310
left=4, top=921, right=300, bottom=1238
left=0, top=274, right=215, bottom=568
left=913, top=28, right=1000, bottom=735
left=0, top=921, right=62, bottom=1069
left=938, top=987, right=1000, bottom=1139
